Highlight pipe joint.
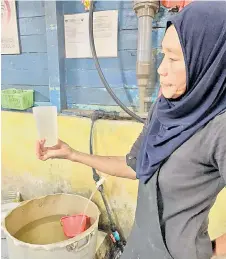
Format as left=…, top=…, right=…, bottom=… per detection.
left=133, top=0, right=159, bottom=18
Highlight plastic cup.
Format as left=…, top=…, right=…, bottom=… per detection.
left=33, top=106, right=58, bottom=147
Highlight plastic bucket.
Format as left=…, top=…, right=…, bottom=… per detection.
left=2, top=194, right=100, bottom=259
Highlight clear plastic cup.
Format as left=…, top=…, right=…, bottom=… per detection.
left=33, top=106, right=58, bottom=147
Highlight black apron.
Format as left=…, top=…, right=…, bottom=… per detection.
left=121, top=172, right=173, bottom=259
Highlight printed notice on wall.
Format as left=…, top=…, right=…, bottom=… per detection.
left=64, top=10, right=118, bottom=58
left=1, top=0, right=20, bottom=54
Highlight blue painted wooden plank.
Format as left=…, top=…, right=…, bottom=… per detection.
left=65, top=47, right=161, bottom=71
left=34, top=102, right=52, bottom=107
left=20, top=35, right=47, bottom=53
left=66, top=87, right=159, bottom=108
left=93, top=1, right=123, bottom=11
left=63, top=1, right=124, bottom=15
left=119, top=28, right=165, bottom=50
left=120, top=1, right=133, bottom=10
left=66, top=87, right=139, bottom=106
left=18, top=17, right=46, bottom=36
left=1, top=69, right=49, bottom=85
left=45, top=1, right=67, bottom=111
left=65, top=104, right=137, bottom=112
left=1, top=84, right=50, bottom=102
left=1, top=53, right=48, bottom=70
left=119, top=7, right=174, bottom=30
left=66, top=69, right=138, bottom=88
left=119, top=9, right=137, bottom=30
left=17, top=1, right=45, bottom=18
left=63, top=1, right=88, bottom=14
left=65, top=50, right=136, bottom=70
left=119, top=30, right=137, bottom=50
left=63, top=1, right=133, bottom=15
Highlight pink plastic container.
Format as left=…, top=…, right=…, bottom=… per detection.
left=60, top=214, right=91, bottom=238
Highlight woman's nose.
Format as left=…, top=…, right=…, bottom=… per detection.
left=157, top=58, right=168, bottom=77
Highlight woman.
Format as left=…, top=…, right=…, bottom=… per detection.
left=36, top=2, right=226, bottom=259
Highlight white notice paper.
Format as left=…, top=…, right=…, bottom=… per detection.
left=1, top=0, right=20, bottom=54
left=64, top=10, right=118, bottom=58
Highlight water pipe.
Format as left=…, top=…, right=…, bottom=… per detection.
left=88, top=0, right=144, bottom=123
left=133, top=0, right=159, bottom=112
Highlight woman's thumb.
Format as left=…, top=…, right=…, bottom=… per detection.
left=42, top=149, right=62, bottom=160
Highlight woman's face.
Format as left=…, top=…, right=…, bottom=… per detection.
left=158, top=25, right=187, bottom=99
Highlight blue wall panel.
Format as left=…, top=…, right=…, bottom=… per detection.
left=18, top=17, right=46, bottom=36
left=20, top=35, right=47, bottom=53
left=67, top=87, right=139, bottom=107
left=1, top=1, right=170, bottom=111
left=63, top=1, right=168, bottom=109
left=66, top=69, right=137, bottom=88
left=17, top=1, right=45, bottom=17
left=1, top=68, right=49, bottom=85
left=1, top=53, right=48, bottom=70
left=1, top=1, right=49, bottom=104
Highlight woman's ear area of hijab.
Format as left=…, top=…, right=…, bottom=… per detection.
left=158, top=25, right=187, bottom=100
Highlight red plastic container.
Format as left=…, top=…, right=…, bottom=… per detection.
left=60, top=214, right=91, bottom=238
left=161, top=0, right=192, bottom=11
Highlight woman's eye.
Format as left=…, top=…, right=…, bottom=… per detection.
left=169, top=57, right=177, bottom=62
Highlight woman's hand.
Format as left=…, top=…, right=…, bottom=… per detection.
left=36, top=139, right=74, bottom=161
left=35, top=139, right=136, bottom=179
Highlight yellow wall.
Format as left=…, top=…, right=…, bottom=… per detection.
left=1, top=111, right=226, bottom=239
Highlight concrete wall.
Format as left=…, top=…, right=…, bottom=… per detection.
left=2, top=111, right=142, bottom=238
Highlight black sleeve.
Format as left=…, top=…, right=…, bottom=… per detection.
left=126, top=105, right=154, bottom=172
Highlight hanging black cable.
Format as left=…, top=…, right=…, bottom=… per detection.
left=88, top=0, right=145, bottom=124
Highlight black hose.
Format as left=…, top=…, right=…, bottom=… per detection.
left=89, top=115, right=116, bottom=229
left=88, top=0, right=145, bottom=124
left=89, top=111, right=126, bottom=252
left=89, top=119, right=100, bottom=182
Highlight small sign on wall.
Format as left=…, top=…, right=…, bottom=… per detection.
left=64, top=10, right=118, bottom=58
left=1, top=0, right=20, bottom=54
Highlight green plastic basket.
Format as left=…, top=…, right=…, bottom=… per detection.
left=1, top=89, right=34, bottom=110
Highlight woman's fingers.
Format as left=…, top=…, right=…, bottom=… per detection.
left=40, top=139, right=47, bottom=152
left=41, top=149, right=62, bottom=161
left=36, top=139, right=47, bottom=159
left=36, top=140, right=42, bottom=159
left=36, top=139, right=64, bottom=160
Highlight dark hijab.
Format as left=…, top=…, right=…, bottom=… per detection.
left=137, top=1, right=226, bottom=183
